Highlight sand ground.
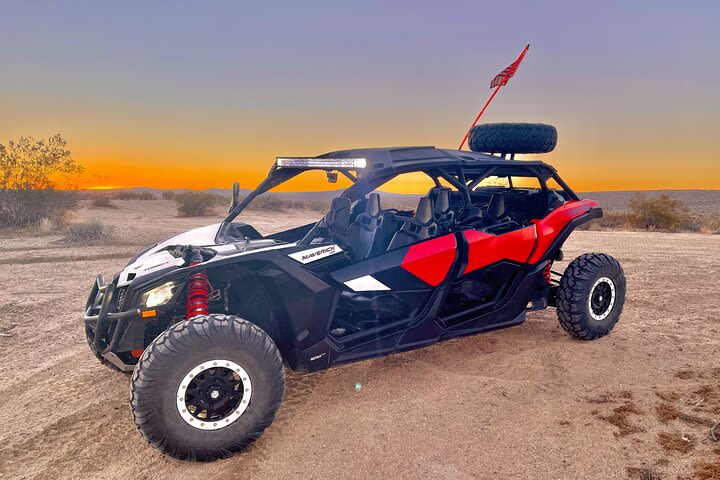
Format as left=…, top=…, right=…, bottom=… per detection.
left=1, top=200, right=719, bottom=479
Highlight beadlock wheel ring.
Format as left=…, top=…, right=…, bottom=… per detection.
left=588, top=276, right=616, bottom=321
left=176, top=359, right=252, bottom=431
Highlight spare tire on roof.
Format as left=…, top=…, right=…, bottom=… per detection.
left=468, top=123, right=557, bottom=154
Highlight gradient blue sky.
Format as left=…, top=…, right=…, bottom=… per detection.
left=1, top=1, right=718, bottom=190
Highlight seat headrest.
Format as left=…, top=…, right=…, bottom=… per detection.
left=427, top=186, right=450, bottom=202
left=434, top=189, right=450, bottom=214
left=487, top=193, right=506, bottom=219
left=325, top=197, right=351, bottom=232
left=415, top=197, right=434, bottom=224
left=365, top=193, right=381, bottom=217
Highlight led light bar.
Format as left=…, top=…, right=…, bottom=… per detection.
left=275, top=157, right=367, bottom=169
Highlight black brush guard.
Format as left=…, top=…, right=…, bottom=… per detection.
left=84, top=275, right=140, bottom=371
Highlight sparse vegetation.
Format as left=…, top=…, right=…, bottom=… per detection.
left=601, top=402, right=644, bottom=437
left=629, top=193, right=690, bottom=231
left=243, top=194, right=326, bottom=213
left=582, top=193, right=719, bottom=234
left=0, top=189, right=77, bottom=227
left=66, top=218, right=115, bottom=242
left=0, top=134, right=81, bottom=228
left=657, top=431, right=695, bottom=454
left=162, top=190, right=176, bottom=200
left=92, top=195, right=114, bottom=208
left=113, top=190, right=155, bottom=200
left=175, top=191, right=222, bottom=216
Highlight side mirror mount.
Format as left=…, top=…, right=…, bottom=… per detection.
left=229, top=182, right=240, bottom=213
left=326, top=171, right=338, bottom=184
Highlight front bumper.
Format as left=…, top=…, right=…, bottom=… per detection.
left=84, top=275, right=142, bottom=372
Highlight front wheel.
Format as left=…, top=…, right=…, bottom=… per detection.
left=130, top=314, right=285, bottom=461
left=556, top=253, right=626, bottom=340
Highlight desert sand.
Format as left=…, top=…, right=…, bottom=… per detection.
left=1, top=200, right=719, bottom=479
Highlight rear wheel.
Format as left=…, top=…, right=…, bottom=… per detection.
left=130, top=314, right=285, bottom=461
left=556, top=253, right=626, bottom=340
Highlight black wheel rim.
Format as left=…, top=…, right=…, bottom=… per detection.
left=184, top=367, right=245, bottom=422
left=588, top=277, right=616, bottom=320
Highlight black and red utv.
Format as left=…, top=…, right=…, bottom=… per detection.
left=84, top=123, right=626, bottom=461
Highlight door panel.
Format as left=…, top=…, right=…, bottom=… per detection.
left=462, top=226, right=537, bottom=274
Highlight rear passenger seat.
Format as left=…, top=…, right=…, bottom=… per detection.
left=387, top=196, right=438, bottom=250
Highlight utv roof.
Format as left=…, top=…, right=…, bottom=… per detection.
left=313, top=146, right=557, bottom=178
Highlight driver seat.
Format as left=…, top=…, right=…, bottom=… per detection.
left=305, top=196, right=351, bottom=246
left=348, top=193, right=384, bottom=260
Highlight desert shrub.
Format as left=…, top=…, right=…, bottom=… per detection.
left=579, top=210, right=633, bottom=231
left=66, top=218, right=115, bottom=242
left=0, top=134, right=81, bottom=228
left=629, top=193, right=689, bottom=231
left=697, top=214, right=720, bottom=234
left=0, top=189, right=77, bottom=227
left=161, top=190, right=176, bottom=200
left=175, top=192, right=221, bottom=216
left=243, top=195, right=327, bottom=212
left=113, top=190, right=155, bottom=200
left=92, top=195, right=113, bottom=208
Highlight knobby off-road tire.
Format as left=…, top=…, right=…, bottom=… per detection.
left=130, top=314, right=285, bottom=461
left=468, top=123, right=557, bottom=154
left=557, top=253, right=626, bottom=340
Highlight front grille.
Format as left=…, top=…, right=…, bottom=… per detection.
left=116, top=287, right=127, bottom=312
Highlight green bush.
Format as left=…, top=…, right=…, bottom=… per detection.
left=0, top=189, right=77, bottom=227
left=629, top=193, right=689, bottom=231
left=175, top=192, right=221, bottom=217
left=161, top=190, right=176, bottom=200
left=66, top=218, right=115, bottom=242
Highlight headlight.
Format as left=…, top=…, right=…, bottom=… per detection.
left=140, top=281, right=179, bottom=307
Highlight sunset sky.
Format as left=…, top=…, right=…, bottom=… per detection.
left=1, top=2, right=718, bottom=192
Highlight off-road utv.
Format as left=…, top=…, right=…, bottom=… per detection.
left=84, top=123, right=626, bottom=461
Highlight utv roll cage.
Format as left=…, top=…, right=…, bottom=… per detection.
left=218, top=146, right=579, bottom=241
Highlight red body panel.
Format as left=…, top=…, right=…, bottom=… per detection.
left=528, top=200, right=598, bottom=264
left=401, top=234, right=457, bottom=286
left=463, top=226, right=536, bottom=274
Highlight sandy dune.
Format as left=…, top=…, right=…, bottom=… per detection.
left=1, top=200, right=719, bottom=479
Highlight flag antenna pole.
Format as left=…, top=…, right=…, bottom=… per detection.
left=458, top=44, right=530, bottom=151
left=458, top=85, right=503, bottom=150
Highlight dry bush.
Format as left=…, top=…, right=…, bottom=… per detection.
left=698, top=214, right=720, bottom=235
left=600, top=402, right=644, bottom=436
left=579, top=210, right=633, bottom=231
left=175, top=191, right=222, bottom=217
left=695, top=456, right=720, bottom=480
left=0, top=189, right=77, bottom=227
left=161, top=190, right=175, bottom=200
left=657, top=431, right=695, bottom=454
left=112, top=190, right=155, bottom=200
left=655, top=403, right=680, bottom=422
left=91, top=195, right=113, bottom=208
left=243, top=195, right=326, bottom=213
left=629, top=193, right=690, bottom=231
left=66, top=218, right=115, bottom=242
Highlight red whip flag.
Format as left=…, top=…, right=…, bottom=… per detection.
left=458, top=44, right=530, bottom=150
left=490, top=44, right=530, bottom=88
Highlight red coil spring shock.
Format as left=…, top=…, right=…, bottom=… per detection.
left=543, top=260, right=553, bottom=284
left=186, top=262, right=209, bottom=318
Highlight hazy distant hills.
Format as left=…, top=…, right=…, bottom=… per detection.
left=86, top=188, right=720, bottom=214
